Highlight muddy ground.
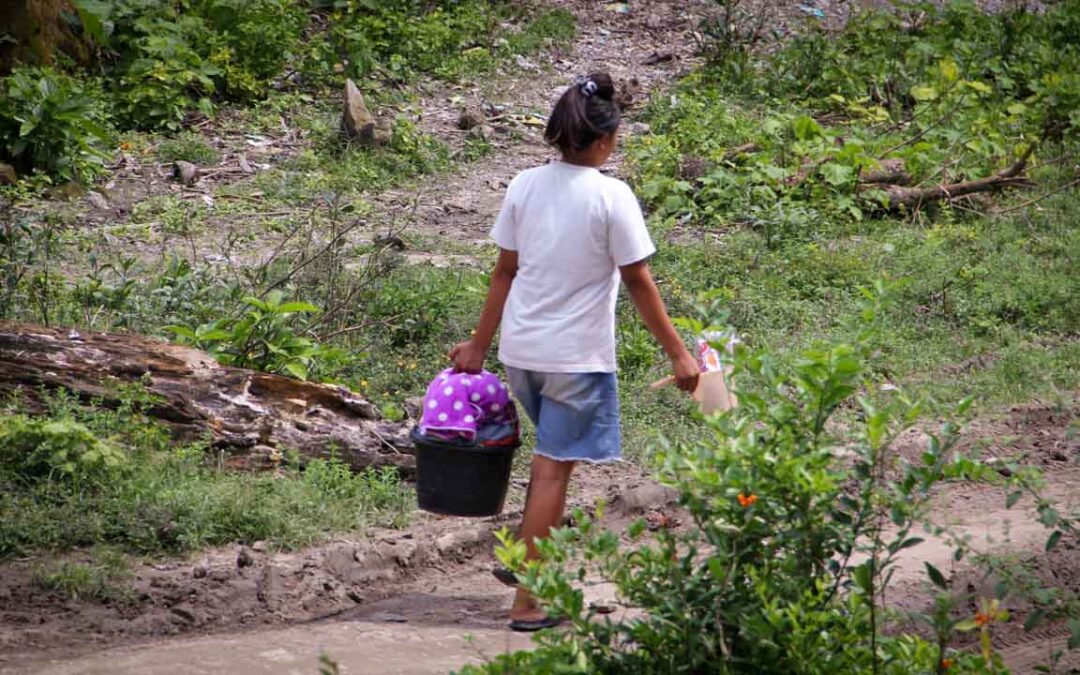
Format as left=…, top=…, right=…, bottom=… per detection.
left=1, top=0, right=1078, bottom=673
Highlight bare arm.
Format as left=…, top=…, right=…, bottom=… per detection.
left=620, top=260, right=699, bottom=393
left=450, top=248, right=518, bottom=372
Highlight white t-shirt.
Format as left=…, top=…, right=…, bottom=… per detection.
left=491, top=161, right=655, bottom=373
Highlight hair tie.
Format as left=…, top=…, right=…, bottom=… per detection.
left=575, top=76, right=598, bottom=97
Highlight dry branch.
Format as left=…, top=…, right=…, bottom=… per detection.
left=0, top=323, right=414, bottom=472
left=862, top=146, right=1036, bottom=211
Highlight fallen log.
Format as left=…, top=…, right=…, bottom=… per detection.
left=862, top=147, right=1035, bottom=211
left=0, top=323, right=414, bottom=472
left=859, top=158, right=911, bottom=185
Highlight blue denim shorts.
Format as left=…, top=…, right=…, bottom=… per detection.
left=504, top=367, right=621, bottom=464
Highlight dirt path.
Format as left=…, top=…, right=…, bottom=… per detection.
left=13, top=461, right=1077, bottom=674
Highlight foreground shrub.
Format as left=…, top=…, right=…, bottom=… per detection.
left=464, top=287, right=1076, bottom=674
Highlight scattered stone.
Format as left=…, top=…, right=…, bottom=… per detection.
left=642, top=51, right=675, bottom=65
left=342, top=78, right=375, bottom=143
left=251, top=540, right=268, bottom=553
left=468, top=124, right=494, bottom=142
left=173, top=161, right=199, bottom=185
left=375, top=612, right=408, bottom=623
left=629, top=122, right=651, bottom=136
left=170, top=607, right=196, bottom=624
left=237, top=547, right=254, bottom=568
left=0, top=163, right=17, bottom=185
left=86, top=190, right=109, bottom=211
left=457, top=106, right=485, bottom=131
left=192, top=564, right=208, bottom=579
left=613, top=482, right=678, bottom=515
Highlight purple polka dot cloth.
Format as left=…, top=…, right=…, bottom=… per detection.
left=419, top=368, right=511, bottom=442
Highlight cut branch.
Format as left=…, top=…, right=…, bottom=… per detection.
left=861, top=146, right=1036, bottom=211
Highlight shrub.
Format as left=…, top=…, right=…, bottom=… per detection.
left=156, top=131, right=221, bottom=165
left=463, top=286, right=1075, bottom=674
left=0, top=66, right=113, bottom=182
left=0, top=415, right=128, bottom=489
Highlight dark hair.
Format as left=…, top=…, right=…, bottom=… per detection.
left=544, top=72, right=621, bottom=154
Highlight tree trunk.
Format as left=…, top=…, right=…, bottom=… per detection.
left=0, top=323, right=415, bottom=472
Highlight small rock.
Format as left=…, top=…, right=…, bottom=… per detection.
left=86, top=191, right=109, bottom=211
left=589, top=601, right=616, bottom=615
left=457, top=106, right=485, bottom=131
left=629, top=122, right=651, bottom=136
left=376, top=612, right=408, bottom=623
left=468, top=125, right=494, bottom=142
left=237, top=547, right=254, bottom=568
left=173, top=161, right=199, bottom=185
left=192, top=564, right=208, bottom=579
left=251, top=540, right=268, bottom=553
left=0, top=163, right=16, bottom=185
left=170, top=607, right=196, bottom=624
left=347, top=589, right=364, bottom=604
left=342, top=78, right=375, bottom=143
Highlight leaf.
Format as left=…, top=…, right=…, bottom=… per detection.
left=820, top=162, right=855, bottom=186
left=896, top=536, right=925, bottom=551
left=792, top=115, right=822, bottom=141
left=910, top=85, right=938, bottom=102
left=282, top=361, right=309, bottom=381
left=1024, top=609, right=1045, bottom=632
left=954, top=618, right=978, bottom=632
left=925, top=562, right=947, bottom=589
left=1005, top=490, right=1023, bottom=509
left=1045, top=530, right=1062, bottom=552
left=276, top=302, right=320, bottom=314
left=1068, top=618, right=1080, bottom=649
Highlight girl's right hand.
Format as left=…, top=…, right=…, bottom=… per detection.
left=672, top=351, right=700, bottom=394
left=449, top=339, right=486, bottom=373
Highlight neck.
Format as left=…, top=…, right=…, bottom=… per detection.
left=561, top=153, right=602, bottom=168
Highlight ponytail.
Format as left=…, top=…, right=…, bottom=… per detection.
left=544, top=72, right=621, bottom=153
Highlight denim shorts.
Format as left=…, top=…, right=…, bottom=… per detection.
left=504, top=367, right=621, bottom=464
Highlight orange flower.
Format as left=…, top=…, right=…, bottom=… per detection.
left=119, top=141, right=132, bottom=151
left=974, top=611, right=991, bottom=627
left=940, top=657, right=953, bottom=670
left=737, top=492, right=758, bottom=508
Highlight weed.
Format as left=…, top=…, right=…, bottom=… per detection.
left=32, top=547, right=134, bottom=603
left=156, top=132, right=220, bottom=165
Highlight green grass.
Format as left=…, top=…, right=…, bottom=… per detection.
left=0, top=391, right=412, bottom=559
left=32, top=547, right=134, bottom=603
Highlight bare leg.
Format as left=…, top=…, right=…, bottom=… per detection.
left=509, top=454, right=575, bottom=622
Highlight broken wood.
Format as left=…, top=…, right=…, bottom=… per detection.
left=859, top=158, right=911, bottom=185
left=862, top=146, right=1036, bottom=211
left=0, top=323, right=414, bottom=473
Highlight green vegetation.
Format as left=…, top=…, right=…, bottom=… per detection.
left=32, top=547, right=135, bottom=603
left=618, top=0, right=1078, bottom=426
left=465, top=288, right=1079, bottom=674
left=0, top=0, right=575, bottom=182
left=0, top=388, right=412, bottom=558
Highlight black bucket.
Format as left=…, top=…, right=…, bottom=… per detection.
left=411, top=427, right=519, bottom=517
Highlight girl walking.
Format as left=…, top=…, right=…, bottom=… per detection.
left=450, top=72, right=699, bottom=631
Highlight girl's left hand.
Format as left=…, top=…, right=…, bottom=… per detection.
left=449, top=340, right=486, bottom=373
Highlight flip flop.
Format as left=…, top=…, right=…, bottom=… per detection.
left=492, top=566, right=519, bottom=587
left=509, top=615, right=565, bottom=632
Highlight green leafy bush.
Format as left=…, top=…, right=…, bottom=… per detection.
left=167, top=290, right=332, bottom=380
left=0, top=415, right=128, bottom=489
left=0, top=66, right=113, bottom=181
left=464, top=286, right=1077, bottom=674
left=156, top=132, right=221, bottom=164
